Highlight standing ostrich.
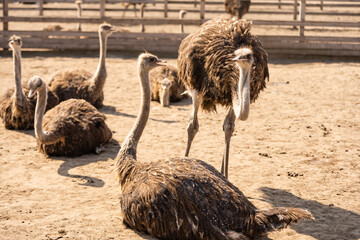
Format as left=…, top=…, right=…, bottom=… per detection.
left=47, top=23, right=115, bottom=108
left=150, top=65, right=186, bottom=107
left=225, top=0, right=251, bottom=19
left=177, top=16, right=269, bottom=179
left=115, top=52, right=313, bottom=240
left=28, top=76, right=112, bottom=157
left=0, top=36, right=58, bottom=130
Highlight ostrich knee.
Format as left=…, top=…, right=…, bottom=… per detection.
left=185, top=116, right=199, bottom=157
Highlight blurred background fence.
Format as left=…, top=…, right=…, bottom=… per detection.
left=1, top=0, right=359, bottom=56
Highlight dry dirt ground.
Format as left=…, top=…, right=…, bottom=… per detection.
left=1, top=2, right=360, bottom=239
left=0, top=50, right=359, bottom=240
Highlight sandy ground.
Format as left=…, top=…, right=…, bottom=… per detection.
left=0, top=50, right=359, bottom=240
left=1, top=2, right=360, bottom=239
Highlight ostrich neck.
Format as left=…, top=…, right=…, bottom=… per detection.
left=35, top=85, right=61, bottom=144
left=233, top=65, right=251, bottom=120
left=118, top=64, right=151, bottom=160
left=160, top=88, right=170, bottom=107
left=13, top=49, right=25, bottom=107
left=90, top=32, right=107, bottom=93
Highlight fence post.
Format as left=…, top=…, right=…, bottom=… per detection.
left=2, top=0, right=8, bottom=50
left=293, top=0, right=298, bottom=29
left=39, top=0, right=44, bottom=16
left=320, top=0, right=323, bottom=10
left=278, top=0, right=281, bottom=9
left=164, top=0, right=168, bottom=18
left=100, top=0, right=105, bottom=18
left=200, top=0, right=205, bottom=21
left=140, top=3, right=146, bottom=32
left=299, top=0, right=306, bottom=42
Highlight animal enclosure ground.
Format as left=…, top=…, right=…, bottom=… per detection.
left=1, top=4, right=360, bottom=238
left=0, top=51, right=359, bottom=240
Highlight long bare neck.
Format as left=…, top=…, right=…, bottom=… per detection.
left=35, top=84, right=61, bottom=144
left=13, top=48, right=25, bottom=107
left=118, top=63, right=151, bottom=160
left=160, top=88, right=170, bottom=107
left=237, top=65, right=251, bottom=120
left=90, top=32, right=107, bottom=93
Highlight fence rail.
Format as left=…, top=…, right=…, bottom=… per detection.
left=1, top=0, right=359, bottom=56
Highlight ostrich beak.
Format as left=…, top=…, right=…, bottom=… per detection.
left=155, top=59, right=167, bottom=66
left=232, top=55, right=247, bottom=62
left=28, top=89, right=37, bottom=99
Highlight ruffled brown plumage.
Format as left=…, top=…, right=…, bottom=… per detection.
left=47, top=69, right=104, bottom=108
left=38, top=98, right=112, bottom=157
left=118, top=156, right=314, bottom=240
left=0, top=85, right=35, bottom=130
left=0, top=83, right=58, bottom=130
left=177, top=16, right=269, bottom=112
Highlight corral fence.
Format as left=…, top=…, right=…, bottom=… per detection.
left=1, top=0, right=359, bottom=56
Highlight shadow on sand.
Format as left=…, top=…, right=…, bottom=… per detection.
left=52, top=139, right=120, bottom=188
left=100, top=105, right=180, bottom=124
left=259, top=187, right=360, bottom=240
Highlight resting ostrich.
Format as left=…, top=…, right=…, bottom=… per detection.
left=150, top=65, right=186, bottom=107
left=177, top=16, right=269, bottom=179
left=225, top=0, right=251, bottom=19
left=0, top=36, right=58, bottom=130
left=115, top=52, right=313, bottom=240
left=28, top=76, right=112, bottom=157
left=47, top=23, right=115, bottom=108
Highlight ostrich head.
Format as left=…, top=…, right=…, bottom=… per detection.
left=8, top=35, right=22, bottom=51
left=99, top=23, right=116, bottom=37
left=28, top=76, right=45, bottom=98
left=233, top=48, right=254, bottom=67
left=160, top=78, right=172, bottom=107
left=232, top=47, right=254, bottom=120
left=138, top=53, right=167, bottom=72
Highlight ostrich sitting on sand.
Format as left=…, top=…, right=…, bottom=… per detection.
left=0, top=36, right=58, bottom=130
left=47, top=23, right=115, bottom=108
left=115, top=52, right=313, bottom=240
left=225, top=0, right=251, bottom=19
left=150, top=65, right=186, bottom=107
left=28, top=76, right=112, bottom=157
left=177, top=16, right=269, bottom=179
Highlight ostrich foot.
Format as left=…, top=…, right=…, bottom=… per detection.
left=95, top=145, right=105, bottom=155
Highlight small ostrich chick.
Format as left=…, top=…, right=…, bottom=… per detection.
left=159, top=78, right=172, bottom=107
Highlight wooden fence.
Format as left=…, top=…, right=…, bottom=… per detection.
left=1, top=0, right=359, bottom=56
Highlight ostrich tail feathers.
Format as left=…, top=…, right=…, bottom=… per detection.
left=254, top=207, right=314, bottom=235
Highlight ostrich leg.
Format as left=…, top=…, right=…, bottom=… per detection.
left=185, top=91, right=200, bottom=157
left=221, top=108, right=236, bottom=179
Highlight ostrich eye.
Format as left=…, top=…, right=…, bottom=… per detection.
left=149, top=57, right=156, bottom=62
